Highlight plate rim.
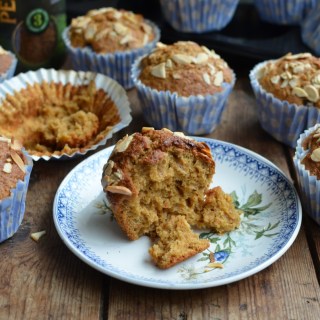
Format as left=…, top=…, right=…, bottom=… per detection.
left=53, top=137, right=302, bottom=290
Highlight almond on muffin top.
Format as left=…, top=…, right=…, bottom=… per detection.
left=138, top=41, right=234, bottom=97
left=257, top=52, right=320, bottom=108
left=68, top=7, right=155, bottom=53
left=301, top=126, right=320, bottom=178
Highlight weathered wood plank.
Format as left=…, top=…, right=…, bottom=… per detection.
left=0, top=161, right=103, bottom=320
left=106, top=80, right=320, bottom=320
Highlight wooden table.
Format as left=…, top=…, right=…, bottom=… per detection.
left=1, top=76, right=320, bottom=320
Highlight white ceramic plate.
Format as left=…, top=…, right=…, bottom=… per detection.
left=53, top=138, right=302, bottom=290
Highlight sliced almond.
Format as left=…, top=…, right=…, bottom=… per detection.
left=171, top=54, right=193, bottom=65
left=30, top=230, right=46, bottom=242
left=71, top=16, right=91, bottom=29
left=106, top=185, right=132, bottom=196
left=289, top=77, right=299, bottom=88
left=172, top=73, right=182, bottom=80
left=292, top=64, right=304, bottom=74
left=114, top=22, right=128, bottom=35
left=150, top=62, right=166, bottom=79
left=165, top=59, right=173, bottom=68
left=156, top=42, right=167, bottom=49
left=119, top=34, right=134, bottom=45
left=173, top=132, right=185, bottom=137
left=0, top=136, right=10, bottom=143
left=141, top=23, right=152, bottom=34
left=280, top=80, right=288, bottom=88
left=208, top=64, right=216, bottom=75
left=292, top=87, right=307, bottom=98
left=104, top=160, right=114, bottom=176
left=192, top=53, right=209, bottom=64
left=312, top=74, right=320, bottom=85
left=311, top=147, right=320, bottom=162
left=304, top=85, right=319, bottom=102
left=95, top=29, right=110, bottom=41
left=207, top=262, right=224, bottom=269
left=214, top=71, right=224, bottom=86
left=270, top=75, right=280, bottom=85
left=10, top=149, right=25, bottom=173
left=84, top=25, right=97, bottom=41
left=3, top=162, right=12, bottom=173
left=142, top=34, right=149, bottom=46
left=115, top=135, right=134, bottom=153
left=142, top=127, right=155, bottom=132
left=284, top=53, right=312, bottom=60
left=203, top=73, right=211, bottom=85
left=10, top=138, right=23, bottom=151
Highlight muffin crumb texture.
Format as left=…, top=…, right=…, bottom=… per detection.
left=102, top=128, right=241, bottom=268
left=0, top=81, right=120, bottom=157
left=257, top=52, right=320, bottom=107
left=301, top=126, right=320, bottom=178
left=69, top=7, right=155, bottom=53
left=138, top=41, right=234, bottom=97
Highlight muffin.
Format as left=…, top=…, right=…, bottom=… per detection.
left=132, top=41, right=235, bottom=135
left=293, top=123, right=320, bottom=225
left=63, top=7, right=160, bottom=89
left=301, top=2, right=320, bottom=55
left=0, top=69, right=132, bottom=161
left=0, top=46, right=17, bottom=83
left=159, top=0, right=239, bottom=33
left=101, top=128, right=241, bottom=268
left=249, top=52, right=320, bottom=148
left=0, top=136, right=33, bottom=242
left=253, top=0, right=317, bottom=25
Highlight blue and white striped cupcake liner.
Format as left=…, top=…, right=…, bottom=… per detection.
left=253, top=0, right=317, bottom=25
left=0, top=51, right=17, bottom=83
left=0, top=149, right=33, bottom=242
left=301, top=2, right=320, bottom=55
left=131, top=56, right=235, bottom=135
left=294, top=124, right=320, bottom=225
left=62, top=20, right=160, bottom=89
left=249, top=60, right=320, bottom=148
left=159, top=0, right=239, bottom=33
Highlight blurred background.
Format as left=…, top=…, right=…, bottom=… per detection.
left=66, top=0, right=312, bottom=72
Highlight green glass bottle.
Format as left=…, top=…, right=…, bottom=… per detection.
left=0, top=0, right=66, bottom=73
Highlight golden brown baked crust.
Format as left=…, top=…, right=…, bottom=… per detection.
left=138, top=41, right=234, bottom=97
left=257, top=52, right=320, bottom=108
left=101, top=128, right=241, bottom=268
left=69, top=7, right=155, bottom=54
left=0, top=80, right=120, bottom=157
left=0, top=137, right=26, bottom=199
left=301, top=126, right=320, bottom=178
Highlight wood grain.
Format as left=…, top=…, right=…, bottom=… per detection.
left=1, top=79, right=320, bottom=320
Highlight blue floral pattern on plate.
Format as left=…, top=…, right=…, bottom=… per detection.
left=53, top=138, right=302, bottom=289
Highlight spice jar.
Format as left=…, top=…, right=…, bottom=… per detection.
left=0, top=0, right=66, bottom=72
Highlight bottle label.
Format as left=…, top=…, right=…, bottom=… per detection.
left=25, top=8, right=49, bottom=33
left=0, top=0, right=66, bottom=71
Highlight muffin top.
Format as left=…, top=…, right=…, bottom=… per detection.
left=257, top=52, right=320, bottom=108
left=138, top=41, right=234, bottom=97
left=301, top=126, right=320, bottom=179
left=0, top=137, right=27, bottom=199
left=0, top=46, right=13, bottom=75
left=68, top=7, right=155, bottom=54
